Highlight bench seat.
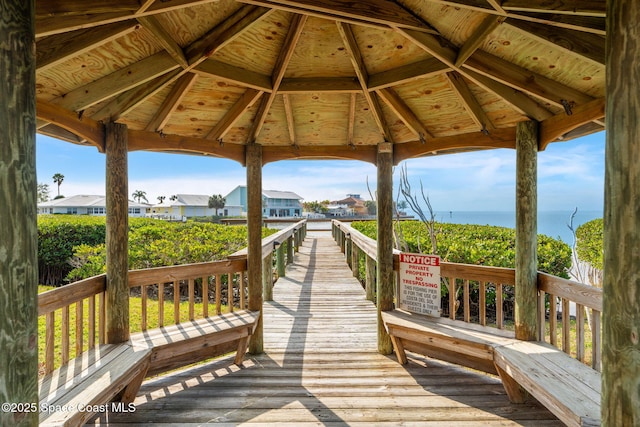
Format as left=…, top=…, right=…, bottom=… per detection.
left=39, top=343, right=151, bottom=427
left=382, top=309, right=601, bottom=427
left=129, top=310, right=260, bottom=376
left=494, top=341, right=601, bottom=427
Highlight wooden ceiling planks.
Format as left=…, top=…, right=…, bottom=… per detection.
left=33, top=0, right=607, bottom=162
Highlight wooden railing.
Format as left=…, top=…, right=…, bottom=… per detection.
left=332, top=219, right=602, bottom=370
left=37, top=220, right=307, bottom=375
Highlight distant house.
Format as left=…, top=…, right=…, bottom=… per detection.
left=149, top=194, right=223, bottom=219
left=37, top=195, right=148, bottom=217
left=225, top=186, right=303, bottom=218
left=331, top=194, right=368, bottom=216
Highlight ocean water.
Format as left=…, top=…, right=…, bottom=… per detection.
left=434, top=210, right=603, bottom=244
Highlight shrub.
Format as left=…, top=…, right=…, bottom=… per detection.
left=575, top=218, right=603, bottom=271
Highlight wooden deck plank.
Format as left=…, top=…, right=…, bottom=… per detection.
left=89, top=231, right=561, bottom=426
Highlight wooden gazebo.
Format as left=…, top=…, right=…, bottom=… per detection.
left=1, top=0, right=637, bottom=425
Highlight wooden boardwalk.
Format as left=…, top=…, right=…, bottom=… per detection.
left=92, top=232, right=561, bottom=426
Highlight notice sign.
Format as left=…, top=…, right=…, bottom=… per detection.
left=399, top=253, right=441, bottom=316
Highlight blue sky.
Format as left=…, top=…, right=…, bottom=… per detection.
left=36, top=131, right=605, bottom=212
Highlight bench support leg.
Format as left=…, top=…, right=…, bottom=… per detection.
left=390, top=335, right=408, bottom=365
left=234, top=335, right=250, bottom=366
left=495, top=363, right=527, bottom=403
left=118, top=358, right=151, bottom=404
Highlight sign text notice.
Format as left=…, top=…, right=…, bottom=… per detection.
left=398, top=253, right=441, bottom=316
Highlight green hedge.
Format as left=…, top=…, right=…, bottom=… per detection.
left=38, top=215, right=276, bottom=285
left=351, top=220, right=571, bottom=278
left=575, top=218, right=603, bottom=271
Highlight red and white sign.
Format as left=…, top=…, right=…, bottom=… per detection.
left=398, top=253, right=441, bottom=316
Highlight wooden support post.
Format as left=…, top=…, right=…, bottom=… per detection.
left=276, top=243, right=285, bottom=278
left=0, top=1, right=38, bottom=424
left=603, top=1, right=640, bottom=424
left=246, top=143, right=263, bottom=354
left=377, top=143, right=394, bottom=354
left=105, top=122, right=130, bottom=344
left=352, top=244, right=360, bottom=279
left=515, top=120, right=538, bottom=341
left=286, top=235, right=294, bottom=265
left=346, top=234, right=352, bottom=268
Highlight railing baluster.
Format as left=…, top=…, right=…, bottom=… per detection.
left=592, top=310, right=601, bottom=371
left=76, top=300, right=84, bottom=356
left=449, top=277, right=456, bottom=320
left=479, top=281, right=486, bottom=326
left=45, top=312, right=55, bottom=374
left=99, top=291, right=105, bottom=344
left=240, top=271, right=246, bottom=309
left=61, top=306, right=70, bottom=365
left=141, top=284, right=148, bottom=331
left=215, top=274, right=222, bottom=315
left=549, top=294, right=557, bottom=346
left=203, top=276, right=209, bottom=317
left=562, top=298, right=570, bottom=353
left=538, top=291, right=546, bottom=341
left=188, top=278, right=195, bottom=320
left=158, top=283, right=165, bottom=327
left=496, top=283, right=503, bottom=329
left=463, top=279, right=470, bottom=322
left=174, top=280, right=180, bottom=324
left=88, top=295, right=96, bottom=349
left=576, top=303, right=585, bottom=362
left=228, top=273, right=234, bottom=313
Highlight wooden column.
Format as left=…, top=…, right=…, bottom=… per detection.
left=246, top=143, right=263, bottom=353
left=0, top=1, right=38, bottom=424
left=105, top=122, right=129, bottom=343
left=263, top=256, right=272, bottom=302
left=603, top=1, right=640, bottom=424
left=515, top=120, right=538, bottom=341
left=366, top=256, right=376, bottom=302
left=377, top=143, right=394, bottom=354
left=286, top=235, right=294, bottom=265
left=276, top=244, right=285, bottom=278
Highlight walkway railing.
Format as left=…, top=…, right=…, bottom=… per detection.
left=332, top=219, right=602, bottom=371
left=37, top=220, right=307, bottom=375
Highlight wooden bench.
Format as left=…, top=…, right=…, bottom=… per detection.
left=129, top=310, right=260, bottom=376
left=382, top=309, right=601, bottom=427
left=39, top=343, right=151, bottom=426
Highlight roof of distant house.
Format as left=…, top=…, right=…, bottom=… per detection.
left=263, top=190, right=303, bottom=200
left=38, top=194, right=149, bottom=208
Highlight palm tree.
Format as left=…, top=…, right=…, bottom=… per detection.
left=208, top=194, right=226, bottom=215
left=52, top=173, right=64, bottom=197
left=157, top=196, right=166, bottom=204
left=132, top=190, right=148, bottom=203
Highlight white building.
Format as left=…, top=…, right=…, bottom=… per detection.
left=148, top=194, right=222, bottom=219
left=37, top=195, right=149, bottom=217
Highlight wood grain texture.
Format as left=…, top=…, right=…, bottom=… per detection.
left=105, top=122, right=130, bottom=343
left=376, top=145, right=394, bottom=354
left=602, top=0, right=640, bottom=425
left=0, top=1, right=38, bottom=424
left=515, top=120, right=538, bottom=341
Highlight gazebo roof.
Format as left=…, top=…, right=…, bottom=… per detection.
left=35, top=0, right=605, bottom=165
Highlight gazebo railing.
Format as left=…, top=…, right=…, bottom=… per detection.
left=37, top=220, right=306, bottom=375
left=332, top=219, right=602, bottom=371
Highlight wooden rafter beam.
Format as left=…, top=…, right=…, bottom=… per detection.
left=249, top=13, right=307, bottom=142
left=539, top=97, right=605, bottom=150
left=376, top=88, right=433, bottom=139
left=485, top=0, right=506, bottom=14
left=505, top=19, right=605, bottom=65
left=195, top=60, right=272, bottom=92
left=36, top=0, right=222, bottom=37
left=445, top=71, right=495, bottom=131
left=128, top=129, right=246, bottom=164
left=90, top=6, right=270, bottom=121
left=55, top=51, right=180, bottom=112
left=337, top=21, right=392, bottom=142
left=455, top=15, right=505, bottom=68
left=394, top=127, right=517, bottom=163
left=36, top=21, right=139, bottom=72
left=237, top=0, right=435, bottom=32
left=279, top=77, right=361, bottom=93
left=137, top=15, right=188, bottom=69
left=36, top=99, right=105, bottom=151
left=347, top=93, right=356, bottom=146
left=145, top=72, right=198, bottom=132
left=262, top=144, right=378, bottom=165
left=464, top=50, right=594, bottom=108
left=282, top=94, right=296, bottom=145
left=500, top=0, right=605, bottom=17
left=398, top=28, right=553, bottom=121
left=368, top=57, right=450, bottom=91
left=506, top=13, right=605, bottom=35
left=136, top=0, right=156, bottom=14
left=206, top=88, right=264, bottom=141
